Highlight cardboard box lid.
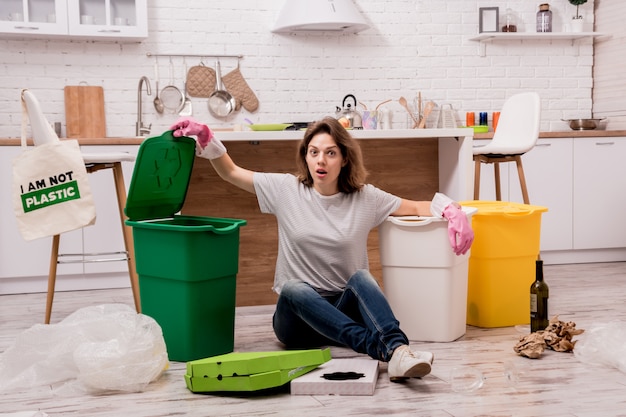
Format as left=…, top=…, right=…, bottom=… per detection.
left=186, top=348, right=331, bottom=379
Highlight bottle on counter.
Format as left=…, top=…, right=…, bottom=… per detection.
left=378, top=107, right=391, bottom=130
left=530, top=258, right=550, bottom=332
left=536, top=3, right=552, bottom=33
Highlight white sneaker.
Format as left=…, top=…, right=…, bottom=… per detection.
left=388, top=345, right=434, bottom=382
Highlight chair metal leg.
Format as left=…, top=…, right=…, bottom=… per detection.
left=494, top=162, right=502, bottom=201
left=473, top=156, right=481, bottom=200
left=515, top=155, right=530, bottom=204
left=112, top=162, right=141, bottom=313
left=45, top=234, right=60, bottom=324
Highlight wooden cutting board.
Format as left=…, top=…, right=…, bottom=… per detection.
left=64, top=85, right=106, bottom=138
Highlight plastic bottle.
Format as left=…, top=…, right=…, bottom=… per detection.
left=378, top=107, right=391, bottom=130
left=530, top=259, right=550, bottom=332
left=536, top=4, right=552, bottom=33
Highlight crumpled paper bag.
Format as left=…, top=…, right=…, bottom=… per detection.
left=514, top=316, right=584, bottom=359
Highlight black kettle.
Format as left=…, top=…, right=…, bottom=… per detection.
left=335, top=94, right=363, bottom=129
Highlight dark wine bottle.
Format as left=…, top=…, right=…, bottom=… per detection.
left=530, top=259, right=549, bottom=332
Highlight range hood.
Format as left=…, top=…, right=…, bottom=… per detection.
left=272, top=0, right=369, bottom=34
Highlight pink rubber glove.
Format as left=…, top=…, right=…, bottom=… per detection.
left=442, top=204, right=474, bottom=256
left=170, top=117, right=213, bottom=147
left=169, top=117, right=226, bottom=159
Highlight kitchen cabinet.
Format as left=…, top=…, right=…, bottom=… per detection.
left=509, top=138, right=574, bottom=251
left=0, top=0, right=69, bottom=36
left=473, top=138, right=573, bottom=252
left=0, top=0, right=147, bottom=40
left=474, top=136, right=626, bottom=255
left=0, top=143, right=138, bottom=294
left=572, top=137, right=626, bottom=249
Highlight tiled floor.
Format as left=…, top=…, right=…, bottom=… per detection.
left=1, top=262, right=626, bottom=416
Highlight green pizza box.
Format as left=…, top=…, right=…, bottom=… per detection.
left=184, top=364, right=321, bottom=392
left=185, top=348, right=331, bottom=392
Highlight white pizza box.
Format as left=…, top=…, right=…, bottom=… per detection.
left=290, top=358, right=379, bottom=396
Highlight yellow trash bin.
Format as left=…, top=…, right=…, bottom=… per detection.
left=459, top=201, right=548, bottom=328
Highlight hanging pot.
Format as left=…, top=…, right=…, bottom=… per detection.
left=335, top=94, right=362, bottom=129
left=208, top=60, right=237, bottom=118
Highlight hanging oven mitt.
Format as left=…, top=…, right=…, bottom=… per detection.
left=186, top=63, right=216, bottom=98
left=221, top=63, right=259, bottom=112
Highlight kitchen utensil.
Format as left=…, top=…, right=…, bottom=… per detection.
left=335, top=94, right=362, bottom=129
left=187, top=62, right=216, bottom=98
left=439, top=103, right=457, bottom=129
left=375, top=99, right=392, bottom=111
left=153, top=61, right=164, bottom=114
left=418, top=101, right=436, bottom=128
left=160, top=57, right=184, bottom=114
left=179, top=82, right=192, bottom=116
left=64, top=85, right=106, bottom=138
left=248, top=123, right=293, bottom=131
left=222, top=61, right=259, bottom=112
left=469, top=125, right=489, bottom=133
left=562, top=118, right=605, bottom=130
left=208, top=60, right=237, bottom=118
left=178, top=60, right=193, bottom=116
left=399, top=96, right=419, bottom=128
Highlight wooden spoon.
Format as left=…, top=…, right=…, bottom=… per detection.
left=418, top=101, right=436, bottom=128
left=399, top=96, right=420, bottom=128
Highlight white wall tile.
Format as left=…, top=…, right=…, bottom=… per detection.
left=0, top=0, right=601, bottom=138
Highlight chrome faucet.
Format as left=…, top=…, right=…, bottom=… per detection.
left=136, top=76, right=152, bottom=136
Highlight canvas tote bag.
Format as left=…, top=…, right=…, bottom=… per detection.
left=12, top=89, right=96, bottom=241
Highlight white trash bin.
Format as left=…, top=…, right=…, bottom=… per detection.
left=379, top=207, right=477, bottom=342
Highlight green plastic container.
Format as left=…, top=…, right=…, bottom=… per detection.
left=125, top=131, right=246, bottom=362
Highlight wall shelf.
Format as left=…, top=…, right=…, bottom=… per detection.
left=468, top=32, right=609, bottom=56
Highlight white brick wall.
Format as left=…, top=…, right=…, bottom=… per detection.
left=0, top=0, right=599, bottom=138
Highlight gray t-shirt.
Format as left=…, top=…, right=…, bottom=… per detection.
left=253, top=172, right=401, bottom=295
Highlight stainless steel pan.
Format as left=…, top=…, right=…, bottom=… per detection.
left=208, top=60, right=236, bottom=118
left=562, top=118, right=606, bottom=130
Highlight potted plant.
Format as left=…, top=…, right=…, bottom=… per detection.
left=568, top=0, right=587, bottom=32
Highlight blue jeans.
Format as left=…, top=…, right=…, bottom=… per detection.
left=272, top=269, right=408, bottom=361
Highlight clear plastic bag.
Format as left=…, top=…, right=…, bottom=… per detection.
left=574, top=320, right=626, bottom=374
left=0, top=304, right=169, bottom=395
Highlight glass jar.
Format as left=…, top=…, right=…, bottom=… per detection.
left=536, top=3, right=552, bottom=33
left=502, top=8, right=517, bottom=32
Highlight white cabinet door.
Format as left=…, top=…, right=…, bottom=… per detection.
left=0, top=0, right=146, bottom=39
left=66, top=0, right=147, bottom=40
left=573, top=137, right=626, bottom=249
left=80, top=144, right=138, bottom=274
left=510, top=139, right=574, bottom=251
left=0, top=146, right=82, bottom=280
left=0, top=0, right=68, bottom=36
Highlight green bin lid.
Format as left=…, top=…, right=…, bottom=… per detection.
left=124, top=130, right=197, bottom=221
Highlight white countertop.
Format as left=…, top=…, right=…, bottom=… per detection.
left=216, top=128, right=474, bottom=141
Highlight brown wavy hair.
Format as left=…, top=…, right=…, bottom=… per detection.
left=295, top=117, right=367, bottom=194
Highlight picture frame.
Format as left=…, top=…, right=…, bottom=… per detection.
left=479, top=7, right=499, bottom=33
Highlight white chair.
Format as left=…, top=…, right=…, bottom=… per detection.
left=473, top=92, right=541, bottom=204
left=21, top=89, right=141, bottom=323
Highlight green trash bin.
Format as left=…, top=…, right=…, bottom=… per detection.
left=125, top=131, right=246, bottom=362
